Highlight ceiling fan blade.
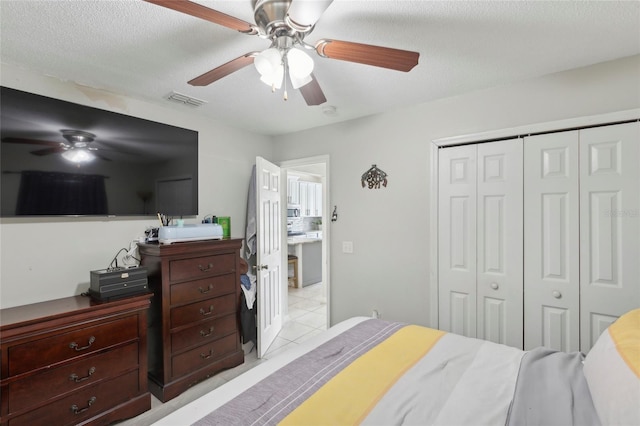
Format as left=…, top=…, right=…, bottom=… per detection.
left=315, top=39, right=419, bottom=72
left=299, top=74, right=327, bottom=106
left=30, top=147, right=65, bottom=156
left=188, top=52, right=258, bottom=86
left=286, top=0, right=334, bottom=31
left=144, top=0, right=257, bottom=34
left=2, top=137, right=61, bottom=147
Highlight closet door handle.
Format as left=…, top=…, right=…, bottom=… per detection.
left=490, top=282, right=499, bottom=290
left=552, top=290, right=562, bottom=299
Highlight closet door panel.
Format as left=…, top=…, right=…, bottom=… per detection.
left=524, top=132, right=580, bottom=351
left=438, top=145, right=477, bottom=337
left=579, top=122, right=640, bottom=352
left=476, top=139, right=523, bottom=348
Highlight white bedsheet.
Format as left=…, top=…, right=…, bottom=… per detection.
left=362, top=332, right=523, bottom=425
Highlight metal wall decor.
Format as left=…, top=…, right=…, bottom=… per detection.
left=361, top=164, right=388, bottom=189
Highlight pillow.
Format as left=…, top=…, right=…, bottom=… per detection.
left=583, top=308, right=640, bottom=426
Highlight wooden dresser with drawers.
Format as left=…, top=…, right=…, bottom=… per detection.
left=0, top=293, right=152, bottom=426
left=137, top=239, right=244, bottom=402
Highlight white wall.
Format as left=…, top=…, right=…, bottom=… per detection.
left=272, top=55, right=640, bottom=327
left=2, top=55, right=639, bottom=314
left=0, top=62, right=273, bottom=309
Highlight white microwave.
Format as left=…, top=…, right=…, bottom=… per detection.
left=287, top=204, right=301, bottom=217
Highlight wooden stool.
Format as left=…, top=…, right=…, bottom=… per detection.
left=287, top=255, right=298, bottom=288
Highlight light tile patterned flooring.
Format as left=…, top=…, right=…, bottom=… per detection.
left=117, top=282, right=326, bottom=425
left=264, top=281, right=328, bottom=358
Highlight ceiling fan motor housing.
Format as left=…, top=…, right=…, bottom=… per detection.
left=253, top=0, right=306, bottom=40
left=61, top=129, right=96, bottom=149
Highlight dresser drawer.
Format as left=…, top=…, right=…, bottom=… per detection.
left=8, top=342, right=138, bottom=413
left=170, top=273, right=236, bottom=305
left=8, top=369, right=140, bottom=426
left=171, top=333, right=238, bottom=378
left=169, top=253, right=235, bottom=282
left=170, top=294, right=236, bottom=329
left=8, top=315, right=138, bottom=376
left=171, top=314, right=236, bottom=353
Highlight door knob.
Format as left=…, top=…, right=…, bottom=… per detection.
left=552, top=290, right=562, bottom=299
left=253, top=264, right=268, bottom=271
left=490, top=282, right=499, bottom=290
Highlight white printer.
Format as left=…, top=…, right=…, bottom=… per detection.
left=158, top=223, right=223, bottom=244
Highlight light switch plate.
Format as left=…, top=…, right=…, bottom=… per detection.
left=342, top=241, right=353, bottom=253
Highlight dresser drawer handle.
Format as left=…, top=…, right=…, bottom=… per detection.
left=199, top=306, right=215, bottom=316
left=70, top=396, right=96, bottom=415
left=198, top=263, right=214, bottom=272
left=200, top=349, right=214, bottom=359
left=69, top=336, right=96, bottom=351
left=200, top=326, right=215, bottom=337
left=199, top=284, right=214, bottom=294
left=69, top=367, right=96, bottom=383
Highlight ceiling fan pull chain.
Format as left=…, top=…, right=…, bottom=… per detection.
left=283, top=54, right=289, bottom=101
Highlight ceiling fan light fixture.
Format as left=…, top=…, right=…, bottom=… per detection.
left=62, top=148, right=96, bottom=163
left=254, top=47, right=282, bottom=77
left=287, top=48, right=314, bottom=79
left=285, top=0, right=334, bottom=32
left=260, top=70, right=284, bottom=89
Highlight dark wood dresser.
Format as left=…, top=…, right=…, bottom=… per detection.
left=0, top=293, right=152, bottom=426
left=137, top=239, right=244, bottom=402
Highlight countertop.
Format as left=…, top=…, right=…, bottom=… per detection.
left=287, top=232, right=322, bottom=245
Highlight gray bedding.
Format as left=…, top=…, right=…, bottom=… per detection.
left=506, top=347, right=601, bottom=426
left=185, top=321, right=602, bottom=426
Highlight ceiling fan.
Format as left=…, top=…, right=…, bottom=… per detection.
left=2, top=130, right=110, bottom=163
left=145, top=0, right=420, bottom=105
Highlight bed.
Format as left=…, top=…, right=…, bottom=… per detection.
left=154, top=308, right=639, bottom=426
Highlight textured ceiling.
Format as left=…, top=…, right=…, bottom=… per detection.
left=1, top=1, right=639, bottom=136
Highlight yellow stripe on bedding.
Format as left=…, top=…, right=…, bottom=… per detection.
left=279, top=325, right=445, bottom=426
left=609, top=308, right=640, bottom=378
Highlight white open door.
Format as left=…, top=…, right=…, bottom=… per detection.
left=255, top=156, right=283, bottom=358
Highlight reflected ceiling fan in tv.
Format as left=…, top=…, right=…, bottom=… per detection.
left=0, top=86, right=199, bottom=217
left=3, top=129, right=113, bottom=163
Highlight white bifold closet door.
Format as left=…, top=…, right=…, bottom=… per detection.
left=524, top=132, right=581, bottom=352
left=438, top=139, right=524, bottom=348
left=579, top=122, right=640, bottom=352
left=525, top=122, right=639, bottom=352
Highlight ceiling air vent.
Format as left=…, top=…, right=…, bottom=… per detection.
left=165, top=91, right=208, bottom=107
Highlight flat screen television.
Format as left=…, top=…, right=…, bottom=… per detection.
left=0, top=86, right=198, bottom=217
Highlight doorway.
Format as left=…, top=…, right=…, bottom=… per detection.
left=264, top=155, right=330, bottom=357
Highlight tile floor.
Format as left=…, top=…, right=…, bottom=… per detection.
left=263, top=281, right=328, bottom=358
left=117, top=282, right=326, bottom=425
